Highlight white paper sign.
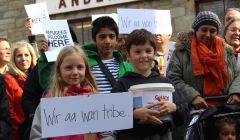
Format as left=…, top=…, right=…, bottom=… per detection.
left=163, top=41, right=176, bottom=76
left=42, top=20, right=74, bottom=62
left=92, top=13, right=118, bottom=25
left=24, top=2, right=50, bottom=35
left=117, top=9, right=172, bottom=34
left=41, top=92, right=133, bottom=138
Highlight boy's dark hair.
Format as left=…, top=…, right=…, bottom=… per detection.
left=125, top=29, right=156, bottom=53
left=91, top=16, right=119, bottom=41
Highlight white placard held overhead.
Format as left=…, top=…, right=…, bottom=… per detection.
left=92, top=13, right=118, bottom=25
left=41, top=92, right=133, bottom=138
left=42, top=20, right=74, bottom=62
left=117, top=9, right=172, bottom=34
left=24, top=2, right=50, bottom=35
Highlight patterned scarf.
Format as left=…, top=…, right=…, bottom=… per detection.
left=65, top=85, right=92, bottom=96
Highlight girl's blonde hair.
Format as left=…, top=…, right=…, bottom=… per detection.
left=9, top=40, right=37, bottom=78
left=50, top=46, right=97, bottom=97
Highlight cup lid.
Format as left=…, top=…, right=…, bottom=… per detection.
left=129, top=83, right=175, bottom=92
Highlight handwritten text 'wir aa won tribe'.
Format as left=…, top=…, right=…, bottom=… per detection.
left=43, top=104, right=127, bottom=126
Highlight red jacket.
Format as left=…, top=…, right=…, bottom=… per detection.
left=4, top=74, right=26, bottom=140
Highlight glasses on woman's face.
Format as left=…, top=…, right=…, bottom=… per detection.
left=228, top=27, right=240, bottom=34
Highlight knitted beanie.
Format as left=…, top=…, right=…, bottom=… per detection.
left=192, top=11, right=221, bottom=33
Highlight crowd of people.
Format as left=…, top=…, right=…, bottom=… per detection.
left=0, top=8, right=240, bottom=140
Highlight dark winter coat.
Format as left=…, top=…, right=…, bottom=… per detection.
left=0, top=74, right=12, bottom=140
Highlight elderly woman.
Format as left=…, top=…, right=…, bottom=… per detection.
left=4, top=40, right=37, bottom=140
left=0, top=38, right=11, bottom=74
left=166, top=11, right=240, bottom=110
left=223, top=18, right=240, bottom=54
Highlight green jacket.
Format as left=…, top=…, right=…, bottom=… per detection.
left=38, top=43, right=133, bottom=90
left=166, top=31, right=240, bottom=103
left=82, top=43, right=133, bottom=78
left=37, top=53, right=54, bottom=90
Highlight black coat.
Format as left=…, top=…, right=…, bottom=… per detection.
left=22, top=65, right=44, bottom=118
left=0, top=74, right=12, bottom=140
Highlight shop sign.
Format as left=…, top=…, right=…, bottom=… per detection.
left=35, top=0, right=141, bottom=15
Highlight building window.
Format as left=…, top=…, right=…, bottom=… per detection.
left=195, top=0, right=240, bottom=32
left=195, top=0, right=240, bottom=14
left=68, top=17, right=92, bottom=45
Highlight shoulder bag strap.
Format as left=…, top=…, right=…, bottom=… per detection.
left=96, top=58, right=116, bottom=87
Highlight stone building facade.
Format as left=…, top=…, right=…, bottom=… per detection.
left=0, top=0, right=32, bottom=42
left=0, top=0, right=239, bottom=44
left=0, top=0, right=195, bottom=44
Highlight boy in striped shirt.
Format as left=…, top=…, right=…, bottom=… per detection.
left=83, top=16, right=133, bottom=94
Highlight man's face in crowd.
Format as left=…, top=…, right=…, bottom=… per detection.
left=155, top=34, right=171, bottom=53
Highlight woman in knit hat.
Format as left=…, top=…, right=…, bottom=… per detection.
left=166, top=11, right=240, bottom=110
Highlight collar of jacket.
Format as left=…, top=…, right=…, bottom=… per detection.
left=83, top=43, right=125, bottom=66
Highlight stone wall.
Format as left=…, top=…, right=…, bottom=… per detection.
left=0, top=0, right=32, bottom=42
left=0, top=0, right=195, bottom=42
left=50, top=0, right=196, bottom=41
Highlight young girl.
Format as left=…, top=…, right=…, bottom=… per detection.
left=214, top=117, right=237, bottom=140
left=30, top=46, right=99, bottom=140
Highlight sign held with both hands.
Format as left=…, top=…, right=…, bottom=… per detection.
left=40, top=92, right=133, bottom=138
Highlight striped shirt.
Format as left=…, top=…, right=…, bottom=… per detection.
left=91, top=58, right=119, bottom=94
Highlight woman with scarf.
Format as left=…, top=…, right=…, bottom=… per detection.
left=166, top=11, right=240, bottom=110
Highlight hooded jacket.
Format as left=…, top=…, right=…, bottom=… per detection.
left=166, top=31, right=240, bottom=103
left=111, top=71, right=189, bottom=139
